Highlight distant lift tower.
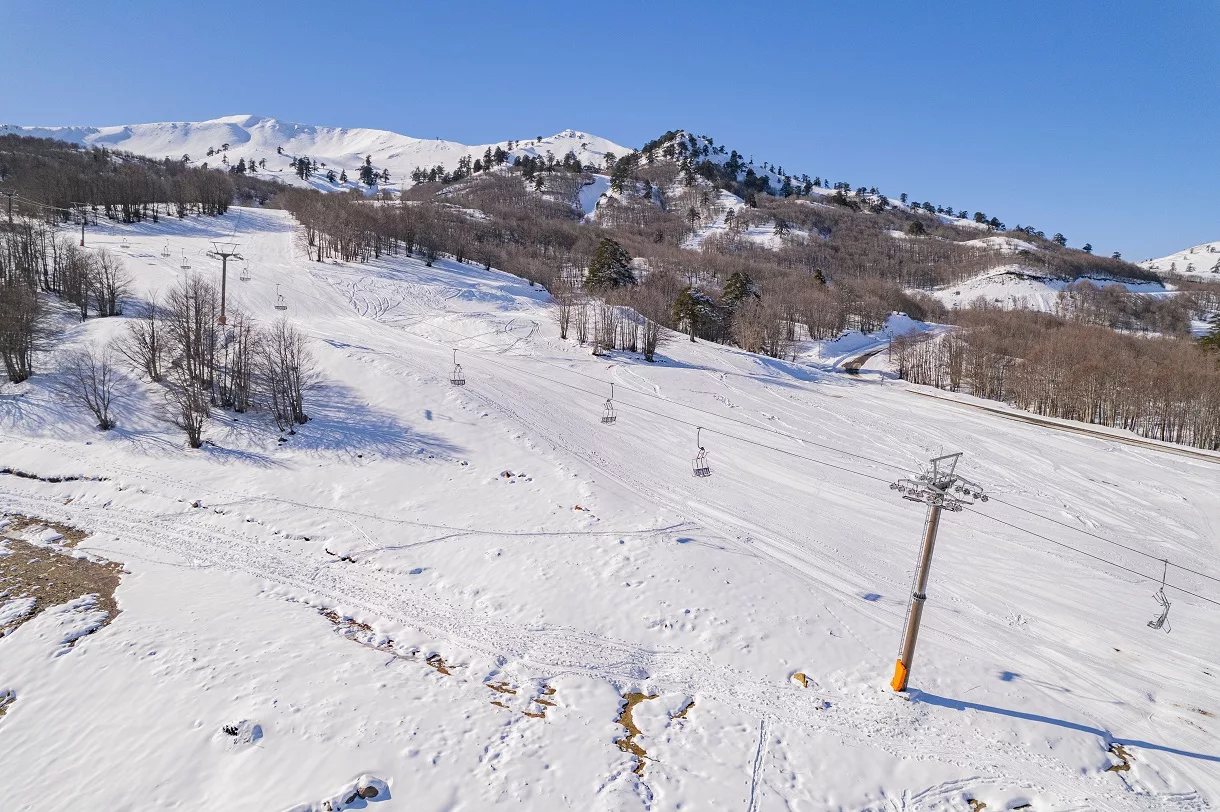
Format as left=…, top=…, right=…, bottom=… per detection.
left=211, top=241, right=243, bottom=325
left=888, top=453, right=986, bottom=692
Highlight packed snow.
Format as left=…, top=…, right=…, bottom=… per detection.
left=0, top=116, right=630, bottom=194
left=1, top=208, right=1218, bottom=810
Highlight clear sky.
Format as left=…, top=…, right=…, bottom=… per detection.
left=4, top=0, right=1216, bottom=260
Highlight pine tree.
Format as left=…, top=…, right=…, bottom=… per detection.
left=906, top=219, right=926, bottom=236
left=1083, top=243, right=1093, bottom=254
left=1052, top=233, right=1067, bottom=246
left=813, top=268, right=827, bottom=285
left=585, top=238, right=635, bottom=291
left=722, top=270, right=754, bottom=305
left=339, top=169, right=347, bottom=183
left=359, top=156, right=377, bottom=186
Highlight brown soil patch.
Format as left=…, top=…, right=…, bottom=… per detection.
left=486, top=680, right=516, bottom=695
left=522, top=710, right=545, bottom=718
left=671, top=699, right=695, bottom=720
left=3, top=515, right=89, bottom=547
left=490, top=700, right=509, bottom=709
left=615, top=692, right=659, bottom=776
left=1, top=518, right=122, bottom=641
left=425, top=653, right=451, bottom=675
left=1105, top=743, right=1132, bottom=772
left=0, top=689, right=14, bottom=719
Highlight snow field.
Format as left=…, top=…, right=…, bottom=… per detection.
left=0, top=208, right=1217, bottom=810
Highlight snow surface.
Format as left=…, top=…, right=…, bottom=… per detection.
left=1, top=209, right=1218, bottom=810
left=930, top=266, right=1171, bottom=312
left=1141, top=241, right=1220, bottom=280
left=1, top=116, right=630, bottom=194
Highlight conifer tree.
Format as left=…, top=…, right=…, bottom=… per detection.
left=585, top=237, right=635, bottom=291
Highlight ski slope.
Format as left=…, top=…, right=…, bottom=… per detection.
left=1, top=208, right=1218, bottom=811
left=1, top=115, right=629, bottom=194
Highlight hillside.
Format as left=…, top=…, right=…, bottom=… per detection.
left=1, top=115, right=629, bottom=194
left=1, top=207, right=1219, bottom=810
left=1142, top=240, right=1220, bottom=279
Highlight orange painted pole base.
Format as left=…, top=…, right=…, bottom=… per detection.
left=890, top=659, right=908, bottom=692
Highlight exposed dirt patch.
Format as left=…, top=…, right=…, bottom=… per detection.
left=1105, top=743, right=1132, bottom=772
left=966, top=800, right=987, bottom=812
left=1, top=517, right=122, bottom=642
left=671, top=699, right=695, bottom=720
left=486, top=680, right=516, bottom=695
left=1176, top=704, right=1215, bottom=718
left=425, top=652, right=452, bottom=675
left=0, top=689, right=15, bottom=719
left=2, top=514, right=89, bottom=547
left=615, top=691, right=659, bottom=776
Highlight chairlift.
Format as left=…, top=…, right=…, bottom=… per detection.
left=449, top=349, right=465, bottom=386
left=1147, top=559, right=1171, bottom=633
left=274, top=284, right=288, bottom=311
left=161, top=243, right=171, bottom=258
left=239, top=260, right=251, bottom=282
left=692, top=426, right=711, bottom=477
left=120, top=236, right=130, bottom=249
left=180, top=252, right=192, bottom=270
left=600, top=382, right=616, bottom=425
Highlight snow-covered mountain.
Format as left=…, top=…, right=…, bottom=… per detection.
left=0, top=114, right=629, bottom=193
left=1141, top=240, right=1220, bottom=279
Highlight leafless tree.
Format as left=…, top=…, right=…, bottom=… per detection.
left=59, top=343, right=120, bottom=430
left=0, top=281, right=50, bottom=383
left=164, top=364, right=210, bottom=448
left=261, top=318, right=316, bottom=431
left=90, top=249, right=132, bottom=317
left=119, top=292, right=166, bottom=382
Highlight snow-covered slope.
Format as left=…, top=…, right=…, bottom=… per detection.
left=1141, top=240, right=1220, bottom=279
left=930, top=266, right=1171, bottom=312
left=1, top=210, right=1218, bottom=810
left=0, top=115, right=629, bottom=193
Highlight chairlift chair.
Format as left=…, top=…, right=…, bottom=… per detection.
left=692, top=427, right=711, bottom=477
left=239, top=260, right=251, bottom=282
left=180, top=252, right=192, bottom=270
left=274, top=283, right=288, bottom=311
left=161, top=243, right=171, bottom=258
left=120, top=236, right=130, bottom=249
left=601, top=382, right=616, bottom=425
left=1147, top=559, right=1172, bottom=633
left=449, top=349, right=465, bottom=386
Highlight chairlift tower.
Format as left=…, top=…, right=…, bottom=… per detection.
left=211, top=241, right=243, bottom=325
left=888, top=452, right=986, bottom=692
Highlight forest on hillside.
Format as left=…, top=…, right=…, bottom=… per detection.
left=3, top=131, right=1219, bottom=449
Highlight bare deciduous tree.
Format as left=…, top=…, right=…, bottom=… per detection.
left=59, top=343, right=120, bottom=430
left=261, top=319, right=316, bottom=431
left=119, top=292, right=166, bottom=382
left=164, top=364, right=210, bottom=449
left=90, top=249, right=132, bottom=317
left=0, top=281, right=50, bottom=383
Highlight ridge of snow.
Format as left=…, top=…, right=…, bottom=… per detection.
left=0, top=116, right=631, bottom=194
left=1140, top=240, right=1220, bottom=279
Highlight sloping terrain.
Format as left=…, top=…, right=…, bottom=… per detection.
left=1, top=208, right=1218, bottom=810
left=1143, top=241, right=1220, bottom=279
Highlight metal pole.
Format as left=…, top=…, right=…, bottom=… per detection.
left=3, top=191, right=13, bottom=224
left=80, top=208, right=86, bottom=246
left=218, top=254, right=228, bottom=324
left=891, top=498, right=943, bottom=692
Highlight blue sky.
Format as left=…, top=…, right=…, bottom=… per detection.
left=4, top=0, right=1216, bottom=259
